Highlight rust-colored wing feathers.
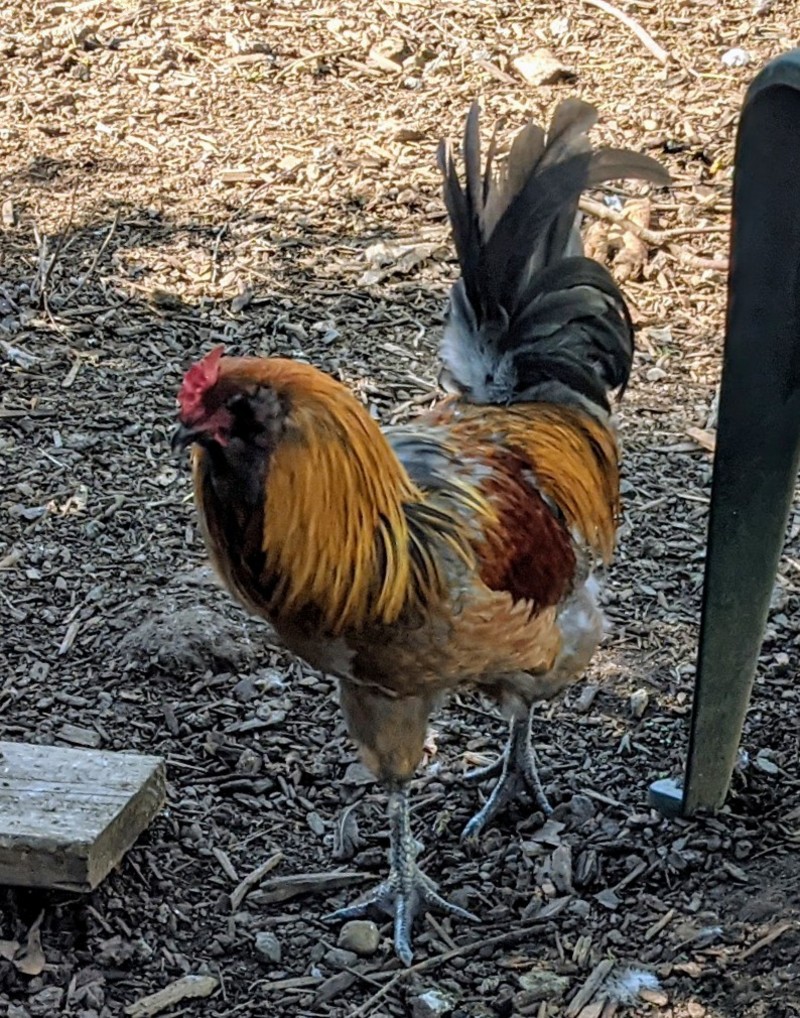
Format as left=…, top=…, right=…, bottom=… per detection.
left=463, top=404, right=618, bottom=564
left=423, top=400, right=621, bottom=608
left=469, top=445, right=577, bottom=610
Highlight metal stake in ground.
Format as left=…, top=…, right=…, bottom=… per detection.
left=651, top=48, right=800, bottom=816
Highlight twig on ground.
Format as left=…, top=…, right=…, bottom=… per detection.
left=581, top=0, right=671, bottom=64
left=737, top=921, right=794, bottom=961
left=351, top=918, right=559, bottom=1017
left=566, top=958, right=616, bottom=1017
left=229, top=851, right=284, bottom=910
left=579, top=198, right=729, bottom=272
left=65, top=211, right=119, bottom=302
left=670, top=248, right=729, bottom=272
left=36, top=181, right=80, bottom=309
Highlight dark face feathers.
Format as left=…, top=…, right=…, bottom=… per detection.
left=173, top=348, right=289, bottom=452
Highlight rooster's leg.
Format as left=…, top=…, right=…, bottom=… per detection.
left=326, top=787, right=477, bottom=965
left=462, top=708, right=553, bottom=841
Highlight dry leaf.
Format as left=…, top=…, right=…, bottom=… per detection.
left=14, top=914, right=46, bottom=976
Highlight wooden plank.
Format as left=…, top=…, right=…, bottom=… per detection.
left=0, top=741, right=165, bottom=891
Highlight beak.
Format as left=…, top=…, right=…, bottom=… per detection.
left=171, top=423, right=197, bottom=453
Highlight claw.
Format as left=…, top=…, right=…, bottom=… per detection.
left=462, top=709, right=553, bottom=842
left=325, top=788, right=477, bottom=965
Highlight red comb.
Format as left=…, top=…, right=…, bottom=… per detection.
left=178, top=345, right=225, bottom=419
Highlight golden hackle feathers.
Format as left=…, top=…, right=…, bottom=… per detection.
left=203, top=357, right=477, bottom=635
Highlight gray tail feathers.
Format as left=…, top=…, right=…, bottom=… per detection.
left=437, top=98, right=671, bottom=412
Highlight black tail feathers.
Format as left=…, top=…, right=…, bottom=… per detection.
left=437, top=99, right=671, bottom=412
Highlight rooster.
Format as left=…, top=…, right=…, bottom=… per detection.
left=173, top=99, right=669, bottom=964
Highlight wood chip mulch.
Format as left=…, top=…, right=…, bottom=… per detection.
left=1, top=1, right=798, bottom=1016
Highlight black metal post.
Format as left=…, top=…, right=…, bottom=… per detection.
left=650, top=50, right=800, bottom=817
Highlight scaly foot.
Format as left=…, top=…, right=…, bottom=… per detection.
left=326, top=788, right=477, bottom=965
left=462, top=709, right=553, bottom=842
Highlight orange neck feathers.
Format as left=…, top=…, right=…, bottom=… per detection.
left=217, top=359, right=426, bottom=633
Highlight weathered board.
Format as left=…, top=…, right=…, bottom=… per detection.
left=0, top=741, right=166, bottom=891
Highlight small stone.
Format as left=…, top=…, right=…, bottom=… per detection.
left=324, top=946, right=358, bottom=969
left=629, top=688, right=650, bottom=718
left=640, top=988, right=669, bottom=1006
left=343, top=762, right=375, bottom=786
left=594, top=887, right=621, bottom=910
left=254, top=930, right=282, bottom=964
left=236, top=748, right=262, bottom=774
left=307, top=810, right=326, bottom=835
left=646, top=367, right=667, bottom=382
left=722, top=47, right=751, bottom=68
left=411, top=988, right=455, bottom=1018
left=755, top=753, right=779, bottom=775
left=512, top=48, right=575, bottom=86
left=337, top=920, right=381, bottom=956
